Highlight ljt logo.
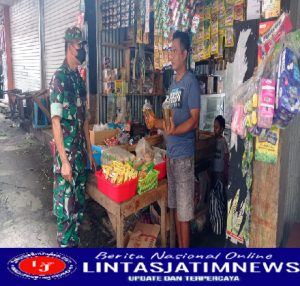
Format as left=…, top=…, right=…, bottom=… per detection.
left=7, top=252, right=77, bottom=280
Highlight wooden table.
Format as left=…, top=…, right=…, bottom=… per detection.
left=86, top=175, right=168, bottom=248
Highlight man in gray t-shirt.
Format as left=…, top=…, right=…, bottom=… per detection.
left=166, top=71, right=201, bottom=158
left=151, top=31, right=200, bottom=248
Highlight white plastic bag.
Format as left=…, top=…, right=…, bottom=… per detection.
left=135, top=138, right=154, bottom=162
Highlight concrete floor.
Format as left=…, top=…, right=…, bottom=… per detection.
left=0, top=112, right=57, bottom=247
left=0, top=107, right=121, bottom=248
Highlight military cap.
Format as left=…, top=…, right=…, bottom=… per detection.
left=64, top=26, right=87, bottom=44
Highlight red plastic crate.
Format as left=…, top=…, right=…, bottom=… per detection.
left=154, top=160, right=167, bottom=181
left=95, top=170, right=137, bottom=203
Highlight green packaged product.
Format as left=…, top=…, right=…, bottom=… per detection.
left=137, top=169, right=159, bottom=195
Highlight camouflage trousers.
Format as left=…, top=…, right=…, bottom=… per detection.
left=53, top=172, right=87, bottom=247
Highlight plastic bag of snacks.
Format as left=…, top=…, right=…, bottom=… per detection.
left=135, top=138, right=154, bottom=162
left=231, top=103, right=247, bottom=139
left=101, top=146, right=135, bottom=165
left=143, top=100, right=156, bottom=129
left=137, top=169, right=159, bottom=195
left=273, top=47, right=300, bottom=128
left=102, top=161, right=138, bottom=185
left=162, top=98, right=172, bottom=130
left=257, top=79, right=275, bottom=129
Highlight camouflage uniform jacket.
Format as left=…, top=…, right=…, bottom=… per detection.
left=50, top=60, right=87, bottom=174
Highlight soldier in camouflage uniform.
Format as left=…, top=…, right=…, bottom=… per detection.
left=50, top=27, right=96, bottom=248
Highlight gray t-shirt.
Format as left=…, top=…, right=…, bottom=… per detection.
left=212, top=137, right=229, bottom=172
left=166, top=71, right=201, bottom=159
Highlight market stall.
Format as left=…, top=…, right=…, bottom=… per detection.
left=86, top=176, right=169, bottom=248
left=83, top=0, right=300, bottom=248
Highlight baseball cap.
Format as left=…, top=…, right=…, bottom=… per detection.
left=64, top=26, right=87, bottom=44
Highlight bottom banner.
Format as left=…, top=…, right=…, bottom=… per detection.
left=0, top=248, right=299, bottom=285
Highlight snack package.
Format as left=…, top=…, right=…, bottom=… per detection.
left=191, top=14, right=200, bottom=34
left=225, top=26, right=234, bottom=48
left=204, top=19, right=211, bottom=40
left=143, top=100, right=156, bottom=129
left=137, top=169, right=159, bottom=195
left=102, top=161, right=138, bottom=185
left=257, top=79, right=275, bottom=129
left=231, top=103, right=246, bottom=139
left=274, top=47, right=300, bottom=128
left=225, top=4, right=234, bottom=27
left=234, top=3, right=244, bottom=21
left=162, top=98, right=172, bottom=129
left=211, top=33, right=219, bottom=55
left=204, top=6, right=211, bottom=21
left=101, top=146, right=135, bottom=165
left=218, top=0, right=226, bottom=28
left=262, top=0, right=281, bottom=20
left=255, top=127, right=280, bottom=164
left=152, top=146, right=166, bottom=165
left=135, top=138, right=154, bottom=162
left=259, top=13, right=292, bottom=60
left=202, top=39, right=211, bottom=60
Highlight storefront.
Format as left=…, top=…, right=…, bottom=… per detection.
left=42, top=0, right=82, bottom=88
left=10, top=0, right=41, bottom=91
left=2, top=0, right=300, bottom=248
left=5, top=0, right=82, bottom=91
left=2, top=0, right=83, bottom=124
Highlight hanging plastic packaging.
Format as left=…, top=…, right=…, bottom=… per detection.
left=257, top=79, right=275, bottom=129
left=273, top=47, right=300, bottom=128
left=231, top=103, right=246, bottom=139
left=143, top=100, right=156, bottom=129
left=162, top=98, right=172, bottom=129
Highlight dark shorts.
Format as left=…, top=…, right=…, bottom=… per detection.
left=167, top=156, right=195, bottom=222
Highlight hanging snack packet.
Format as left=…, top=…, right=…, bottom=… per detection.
left=162, top=98, right=172, bottom=129
left=201, top=39, right=211, bottom=60
left=211, top=8, right=219, bottom=55
left=216, top=30, right=225, bottom=58
left=143, top=100, right=156, bottom=129
left=231, top=103, right=246, bottom=139
left=225, top=26, right=234, bottom=47
left=191, top=13, right=200, bottom=34
left=257, top=79, right=275, bottom=129
left=204, top=19, right=211, bottom=40
left=218, top=0, right=226, bottom=28
left=225, top=0, right=235, bottom=4
left=211, top=33, right=219, bottom=55
left=211, top=0, right=218, bottom=14
left=234, top=3, right=244, bottom=21
left=211, top=12, right=218, bottom=35
left=225, top=4, right=234, bottom=27
left=274, top=47, right=300, bottom=128
left=204, top=6, right=211, bottom=20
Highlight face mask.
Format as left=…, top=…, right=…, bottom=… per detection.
left=76, top=47, right=86, bottom=64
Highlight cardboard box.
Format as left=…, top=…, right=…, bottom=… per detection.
left=127, top=223, right=160, bottom=248
left=89, top=129, right=119, bottom=145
